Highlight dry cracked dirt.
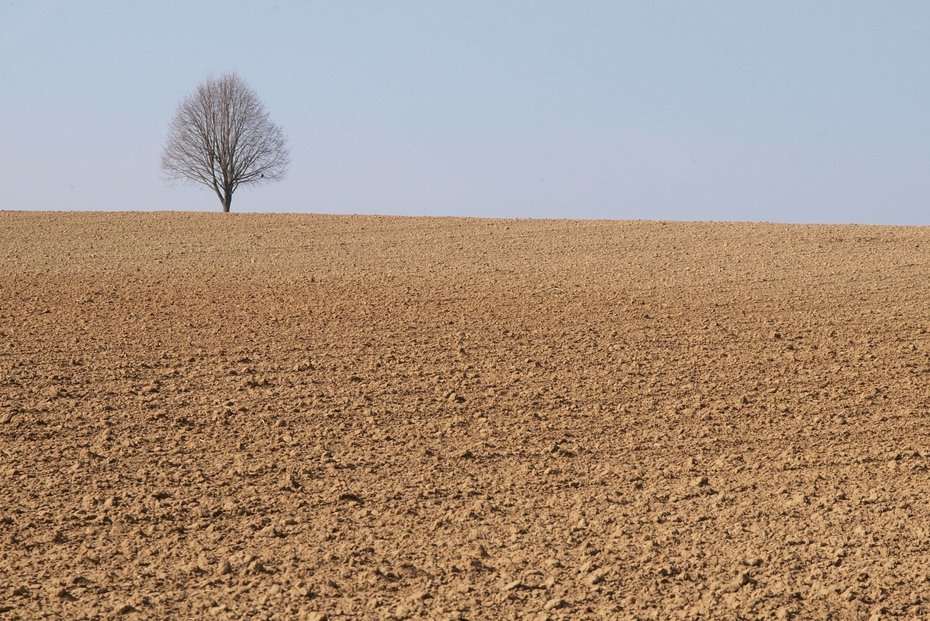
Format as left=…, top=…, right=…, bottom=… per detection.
left=2, top=212, right=930, bottom=620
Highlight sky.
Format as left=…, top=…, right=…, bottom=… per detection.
left=2, top=1, right=930, bottom=224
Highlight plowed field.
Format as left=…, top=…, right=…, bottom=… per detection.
left=3, top=212, right=930, bottom=620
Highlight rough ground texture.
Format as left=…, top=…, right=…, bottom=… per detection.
left=2, top=212, right=930, bottom=620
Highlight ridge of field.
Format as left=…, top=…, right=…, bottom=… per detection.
left=2, top=212, right=930, bottom=620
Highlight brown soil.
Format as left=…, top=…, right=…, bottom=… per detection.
left=2, top=212, right=930, bottom=620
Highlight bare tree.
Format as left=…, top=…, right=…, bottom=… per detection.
left=161, top=73, right=289, bottom=212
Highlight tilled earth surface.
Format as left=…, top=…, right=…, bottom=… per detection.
left=3, top=212, right=930, bottom=620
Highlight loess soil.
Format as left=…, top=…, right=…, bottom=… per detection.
left=2, top=212, right=930, bottom=620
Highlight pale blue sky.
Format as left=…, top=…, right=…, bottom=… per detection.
left=2, top=1, right=929, bottom=223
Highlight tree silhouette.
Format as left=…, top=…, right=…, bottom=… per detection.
left=161, top=73, right=289, bottom=212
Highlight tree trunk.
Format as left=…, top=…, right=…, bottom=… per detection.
left=222, top=192, right=232, bottom=213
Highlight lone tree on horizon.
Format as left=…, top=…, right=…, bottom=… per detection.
left=161, top=73, right=289, bottom=212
